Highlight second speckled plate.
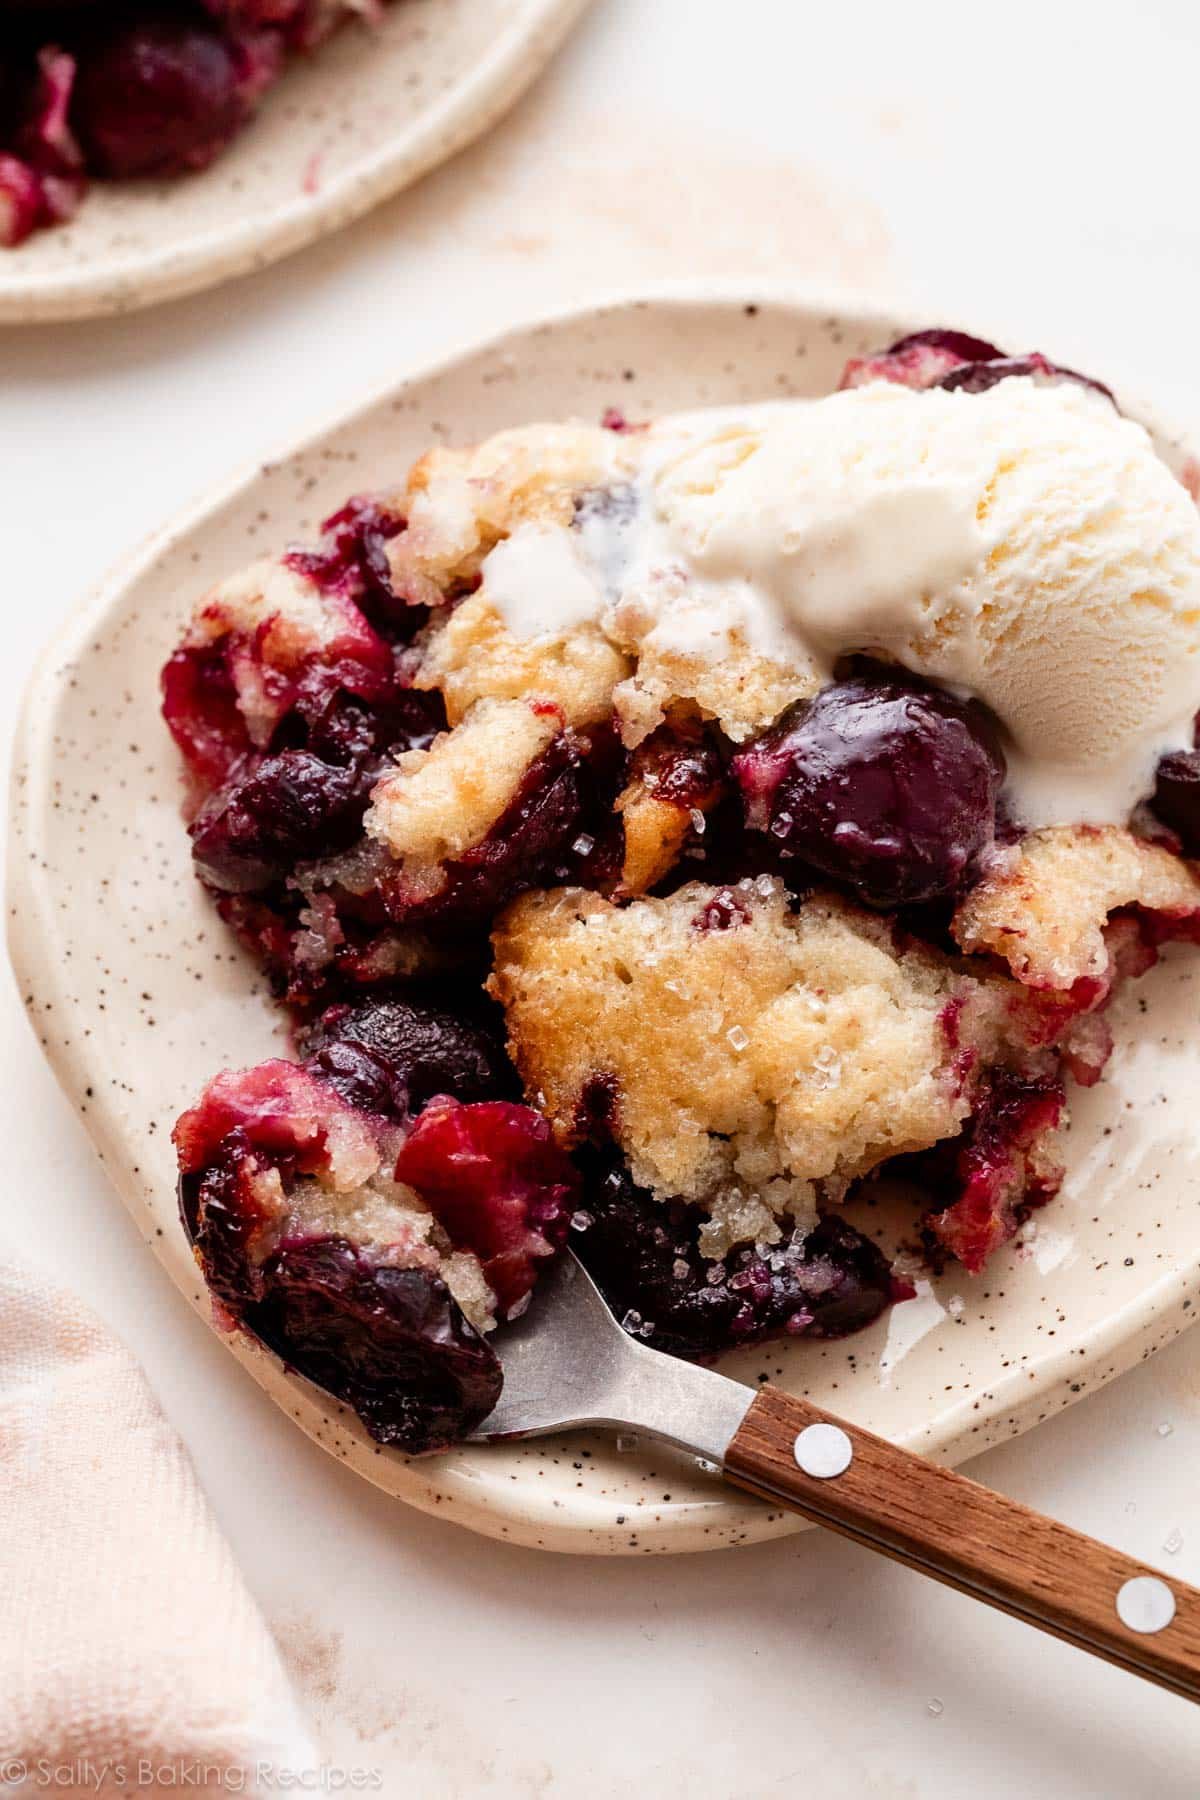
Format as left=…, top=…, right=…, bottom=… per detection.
left=10, top=289, right=1200, bottom=1552
left=0, top=0, right=592, bottom=323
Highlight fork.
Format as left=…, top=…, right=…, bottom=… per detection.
left=468, top=1252, right=1200, bottom=1701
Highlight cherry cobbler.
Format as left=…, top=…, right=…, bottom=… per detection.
left=166, top=329, right=1200, bottom=1452
left=0, top=1, right=388, bottom=245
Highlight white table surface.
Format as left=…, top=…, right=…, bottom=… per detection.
left=5, top=2, right=1200, bottom=1792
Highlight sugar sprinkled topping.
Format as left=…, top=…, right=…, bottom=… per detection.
left=809, top=1045, right=842, bottom=1089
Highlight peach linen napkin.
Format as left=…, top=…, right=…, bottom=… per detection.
left=0, top=1248, right=316, bottom=1794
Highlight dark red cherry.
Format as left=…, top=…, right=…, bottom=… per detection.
left=936, top=353, right=1115, bottom=405
left=0, top=154, right=44, bottom=245
left=249, top=1241, right=503, bottom=1452
left=840, top=329, right=1003, bottom=391
left=840, top=329, right=1115, bottom=407
left=183, top=1137, right=502, bottom=1451
left=1151, top=748, right=1200, bottom=856
left=302, top=995, right=517, bottom=1122
left=917, top=1070, right=1066, bottom=1273
left=395, top=1099, right=577, bottom=1318
left=885, top=329, right=1003, bottom=362
left=284, top=496, right=421, bottom=640
left=733, top=673, right=1005, bottom=908
left=572, top=1155, right=906, bottom=1359
left=71, top=16, right=262, bottom=178
left=189, top=749, right=368, bottom=892
left=174, top=1065, right=578, bottom=1450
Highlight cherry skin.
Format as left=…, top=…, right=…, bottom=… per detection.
left=733, top=672, right=1005, bottom=908
left=302, top=995, right=517, bottom=1122
left=71, top=16, right=256, bottom=178
left=1151, top=748, right=1200, bottom=856
left=571, top=1155, right=906, bottom=1359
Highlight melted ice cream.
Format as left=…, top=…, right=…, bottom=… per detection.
left=478, top=382, right=1200, bottom=826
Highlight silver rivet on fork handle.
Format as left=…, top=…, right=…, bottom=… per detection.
left=1116, top=1576, right=1177, bottom=1635
left=793, top=1422, right=853, bottom=1479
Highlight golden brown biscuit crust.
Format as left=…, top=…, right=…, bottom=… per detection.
left=954, top=825, right=1200, bottom=990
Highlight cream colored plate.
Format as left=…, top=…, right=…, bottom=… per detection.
left=10, top=288, right=1200, bottom=1553
left=0, top=0, right=591, bottom=323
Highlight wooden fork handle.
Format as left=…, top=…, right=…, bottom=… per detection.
left=723, top=1386, right=1200, bottom=1702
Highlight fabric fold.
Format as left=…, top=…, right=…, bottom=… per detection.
left=0, top=1247, right=316, bottom=1790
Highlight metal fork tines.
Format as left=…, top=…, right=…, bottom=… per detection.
left=465, top=1253, right=754, bottom=1462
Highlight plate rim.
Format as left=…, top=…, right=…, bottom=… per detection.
left=10, top=280, right=1200, bottom=1554
left=0, top=0, right=594, bottom=325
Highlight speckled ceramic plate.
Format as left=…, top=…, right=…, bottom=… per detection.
left=10, top=288, right=1200, bottom=1553
left=0, top=0, right=591, bottom=324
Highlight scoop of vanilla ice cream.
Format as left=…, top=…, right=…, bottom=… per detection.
left=649, top=380, right=1200, bottom=825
